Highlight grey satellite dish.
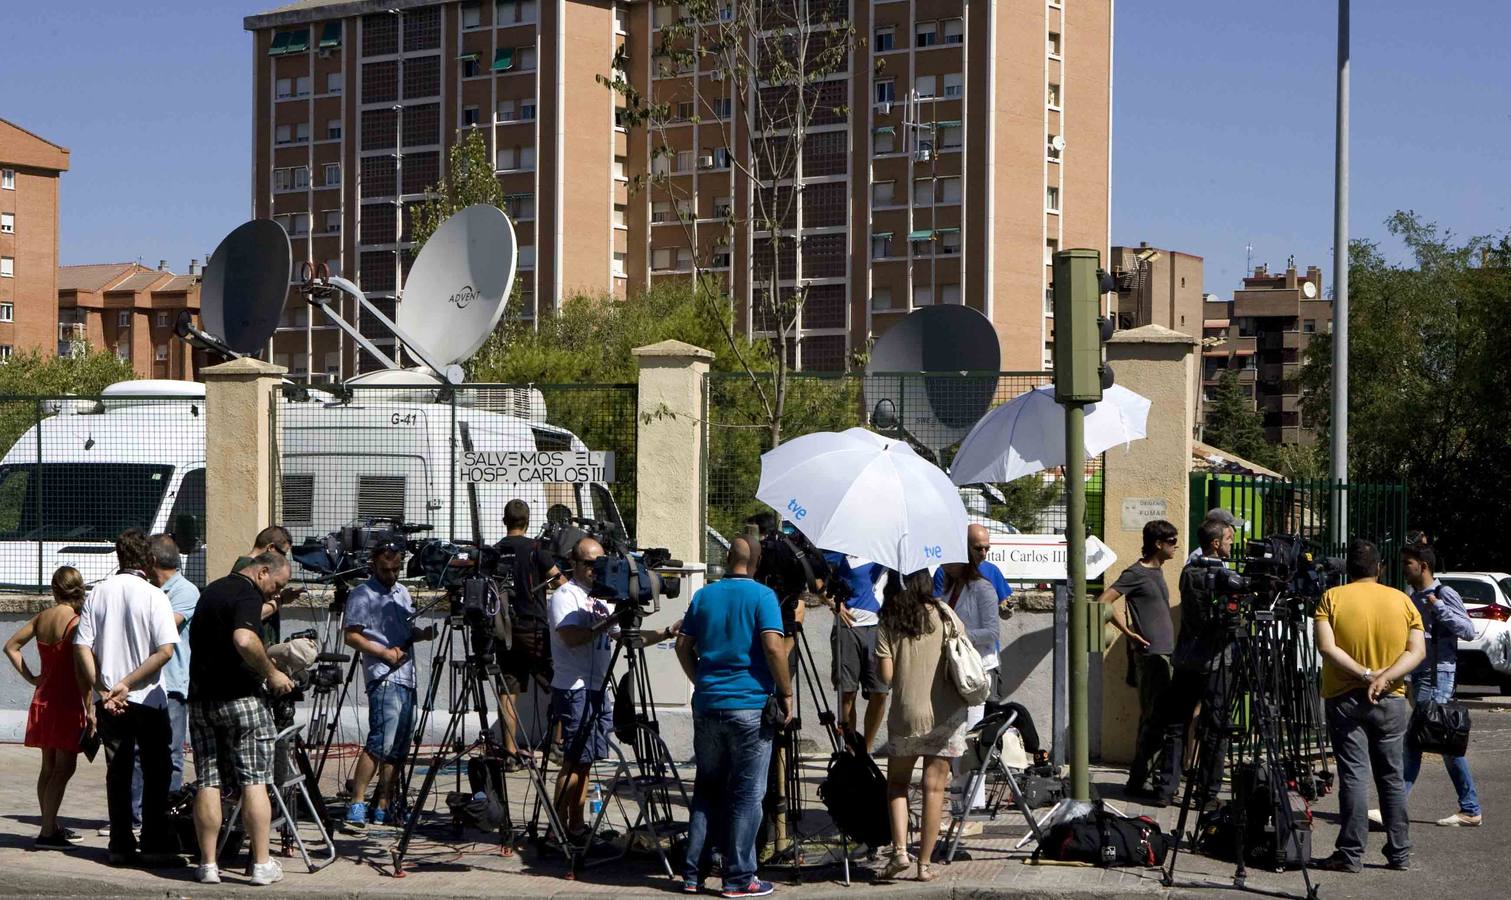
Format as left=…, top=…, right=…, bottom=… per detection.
left=864, top=305, right=1001, bottom=454
left=178, top=220, right=291, bottom=358
left=397, top=204, right=516, bottom=370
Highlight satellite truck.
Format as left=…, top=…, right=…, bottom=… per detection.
left=0, top=205, right=624, bottom=588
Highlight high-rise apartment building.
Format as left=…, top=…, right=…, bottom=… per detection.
left=0, top=118, right=70, bottom=363
left=245, top=0, right=1110, bottom=378
left=1201, top=261, right=1329, bottom=444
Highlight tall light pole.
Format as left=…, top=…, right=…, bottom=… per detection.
left=1331, top=0, right=1350, bottom=540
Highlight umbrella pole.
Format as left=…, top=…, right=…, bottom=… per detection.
left=1065, top=402, right=1091, bottom=800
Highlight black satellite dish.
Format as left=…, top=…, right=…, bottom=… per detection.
left=864, top=305, right=1001, bottom=454
left=190, top=220, right=292, bottom=358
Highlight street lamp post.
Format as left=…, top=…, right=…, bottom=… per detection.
left=1331, top=0, right=1350, bottom=540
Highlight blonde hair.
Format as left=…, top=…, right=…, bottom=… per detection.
left=51, top=566, right=86, bottom=607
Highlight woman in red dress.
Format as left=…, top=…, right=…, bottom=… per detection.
left=4, top=566, right=89, bottom=850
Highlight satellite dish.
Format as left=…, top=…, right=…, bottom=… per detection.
left=199, top=220, right=292, bottom=356
left=1049, top=135, right=1067, bottom=152
left=1302, top=281, right=1318, bottom=299
left=864, top=305, right=1001, bottom=455
left=397, top=204, right=516, bottom=368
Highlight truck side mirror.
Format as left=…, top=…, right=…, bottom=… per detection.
left=173, top=513, right=202, bottom=554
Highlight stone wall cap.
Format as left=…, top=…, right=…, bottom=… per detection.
left=1107, top=324, right=1198, bottom=345
left=201, top=358, right=289, bottom=378
left=632, top=340, right=715, bottom=361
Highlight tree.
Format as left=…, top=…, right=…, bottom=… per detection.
left=602, top=0, right=857, bottom=447
left=1297, top=212, right=1511, bottom=563
left=1203, top=369, right=1268, bottom=466
left=411, top=129, right=509, bottom=251
left=0, top=346, right=137, bottom=456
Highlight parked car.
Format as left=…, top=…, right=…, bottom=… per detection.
left=1436, top=571, right=1511, bottom=693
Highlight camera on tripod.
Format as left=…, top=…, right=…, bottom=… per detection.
left=1192, top=534, right=1346, bottom=629
left=538, top=515, right=681, bottom=624
left=291, top=517, right=435, bottom=603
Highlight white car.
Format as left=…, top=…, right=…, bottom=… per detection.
left=1436, top=571, right=1511, bottom=693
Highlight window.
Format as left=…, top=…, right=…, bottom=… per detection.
left=1, top=169, right=13, bottom=190
left=327, top=118, right=342, bottom=140
left=714, top=196, right=732, bottom=218
left=652, top=248, right=673, bottom=270
left=327, top=72, right=342, bottom=95
left=462, top=56, right=481, bottom=78
left=324, top=210, right=341, bottom=233
left=675, top=149, right=694, bottom=171
left=1045, top=287, right=1054, bottom=316
left=0, top=345, right=12, bottom=362
left=1047, top=82, right=1061, bottom=107
left=940, top=229, right=960, bottom=254
left=941, top=283, right=961, bottom=304
left=504, top=192, right=535, bottom=220
left=154, top=345, right=169, bottom=362
left=873, top=127, right=895, bottom=154
left=712, top=97, right=731, bottom=119
left=293, top=166, right=310, bottom=188
left=874, top=26, right=895, bottom=51
left=117, top=310, right=131, bottom=327
left=913, top=177, right=933, bottom=205
left=712, top=246, right=731, bottom=267
left=943, top=18, right=963, bottom=44
left=295, top=75, right=312, bottom=97
left=943, top=73, right=963, bottom=98
left=276, top=124, right=292, bottom=144
left=518, top=245, right=536, bottom=268
left=875, top=79, right=895, bottom=105
left=1048, top=31, right=1061, bottom=56
left=295, top=122, right=310, bottom=142
left=462, top=2, right=482, bottom=28
left=613, top=204, right=627, bottom=228
left=871, top=232, right=892, bottom=259
left=324, top=163, right=341, bottom=186
left=499, top=0, right=537, bottom=23
left=677, top=248, right=693, bottom=270
left=0, top=213, right=12, bottom=234
left=613, top=251, right=627, bottom=276
left=276, top=78, right=293, bottom=99
left=1045, top=239, right=1058, bottom=266
left=915, top=75, right=936, bottom=98
left=872, top=180, right=895, bottom=206
left=0, top=257, right=12, bottom=278
left=1303, top=319, right=1316, bottom=333
left=517, top=47, right=537, bottom=70
left=939, top=176, right=961, bottom=203
left=497, top=99, right=517, bottom=121
left=677, top=101, right=694, bottom=121
left=916, top=21, right=937, bottom=47
left=0, top=303, right=12, bottom=322
left=713, top=147, right=732, bottom=168
left=939, top=123, right=962, bottom=148
left=463, top=105, right=481, bottom=126
left=1047, top=134, right=1062, bottom=160
left=497, top=147, right=517, bottom=170
left=155, top=311, right=168, bottom=328
left=914, top=285, right=933, bottom=306
left=290, top=212, right=310, bottom=235
left=1046, top=186, right=1059, bottom=211
left=871, top=287, right=892, bottom=310
left=521, top=97, right=537, bottom=120
left=615, top=5, right=629, bottom=32
left=613, top=157, right=627, bottom=180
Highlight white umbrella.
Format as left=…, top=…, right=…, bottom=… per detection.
left=948, top=384, right=1152, bottom=485
left=757, top=427, right=969, bottom=573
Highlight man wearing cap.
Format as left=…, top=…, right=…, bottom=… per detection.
left=1186, top=509, right=1239, bottom=565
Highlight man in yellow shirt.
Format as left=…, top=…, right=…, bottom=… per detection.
left=1312, top=539, right=1426, bottom=873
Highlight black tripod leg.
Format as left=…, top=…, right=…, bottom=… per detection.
left=314, top=655, right=362, bottom=786
left=391, top=673, right=473, bottom=876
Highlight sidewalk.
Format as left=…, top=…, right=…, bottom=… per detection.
left=0, top=706, right=1505, bottom=900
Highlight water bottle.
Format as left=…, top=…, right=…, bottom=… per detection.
left=589, top=784, right=604, bottom=817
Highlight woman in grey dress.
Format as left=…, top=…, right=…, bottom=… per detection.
left=876, top=570, right=969, bottom=881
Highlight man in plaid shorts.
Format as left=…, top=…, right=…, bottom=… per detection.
left=187, top=552, right=294, bottom=886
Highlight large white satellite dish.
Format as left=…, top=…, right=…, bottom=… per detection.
left=397, top=204, right=516, bottom=369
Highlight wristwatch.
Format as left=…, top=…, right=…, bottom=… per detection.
left=1362, top=668, right=1375, bottom=682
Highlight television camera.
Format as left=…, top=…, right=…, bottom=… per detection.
left=291, top=517, right=435, bottom=607
left=1190, top=534, right=1345, bottom=628
left=537, top=514, right=681, bottom=626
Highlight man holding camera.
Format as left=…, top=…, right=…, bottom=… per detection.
left=342, top=544, right=436, bottom=830
left=187, top=551, right=295, bottom=885
left=494, top=499, right=562, bottom=765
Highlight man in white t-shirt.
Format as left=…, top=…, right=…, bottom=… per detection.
left=74, top=528, right=181, bottom=867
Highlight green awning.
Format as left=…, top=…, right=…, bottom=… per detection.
left=283, top=28, right=310, bottom=53
left=492, top=47, right=515, bottom=71
left=937, top=227, right=960, bottom=234
left=268, top=31, right=293, bottom=55
left=936, top=120, right=962, bottom=128
left=908, top=229, right=934, bottom=240
left=873, top=126, right=895, bottom=135
left=318, top=22, right=342, bottom=49
left=457, top=52, right=480, bottom=61
left=873, top=232, right=893, bottom=239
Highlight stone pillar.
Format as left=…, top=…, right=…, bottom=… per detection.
left=632, top=340, right=714, bottom=565
left=202, top=358, right=286, bottom=577
left=1096, top=325, right=1197, bottom=762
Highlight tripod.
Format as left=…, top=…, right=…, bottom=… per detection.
left=1160, top=607, right=1320, bottom=900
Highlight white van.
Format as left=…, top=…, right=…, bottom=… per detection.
left=0, top=380, right=623, bottom=588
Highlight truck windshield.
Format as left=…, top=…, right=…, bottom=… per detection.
left=0, top=463, right=174, bottom=541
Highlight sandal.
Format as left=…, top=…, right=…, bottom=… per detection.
left=916, top=863, right=937, bottom=882
left=878, top=848, right=912, bottom=881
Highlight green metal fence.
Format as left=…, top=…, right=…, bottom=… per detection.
left=704, top=370, right=1105, bottom=559
left=1189, top=473, right=1409, bottom=586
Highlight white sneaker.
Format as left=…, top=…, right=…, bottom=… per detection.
left=195, top=863, right=221, bottom=884
left=249, top=860, right=284, bottom=886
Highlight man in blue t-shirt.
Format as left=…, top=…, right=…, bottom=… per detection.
left=933, top=524, right=1014, bottom=612
left=676, top=537, right=791, bottom=897
left=824, top=551, right=893, bottom=753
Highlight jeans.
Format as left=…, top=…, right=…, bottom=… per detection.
left=1327, top=690, right=1410, bottom=866
left=1404, top=672, right=1480, bottom=816
left=1126, top=653, right=1173, bottom=789
left=98, top=700, right=178, bottom=856
left=130, top=694, right=188, bottom=819
left=364, top=680, right=416, bottom=763
left=684, top=708, right=775, bottom=887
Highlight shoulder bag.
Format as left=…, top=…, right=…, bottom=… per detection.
left=939, top=601, right=990, bottom=705
left=1408, top=621, right=1471, bottom=757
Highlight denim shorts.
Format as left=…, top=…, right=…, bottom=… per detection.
left=551, top=687, right=614, bottom=766
left=364, top=680, right=415, bottom=763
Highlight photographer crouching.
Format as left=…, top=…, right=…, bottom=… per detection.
left=186, top=552, right=295, bottom=886
left=341, top=541, right=436, bottom=831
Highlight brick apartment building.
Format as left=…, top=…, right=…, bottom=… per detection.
left=0, top=118, right=70, bottom=362
left=244, top=0, right=1110, bottom=379
left=1110, top=242, right=1205, bottom=421
left=57, top=262, right=202, bottom=379
left=1201, top=261, right=1330, bottom=444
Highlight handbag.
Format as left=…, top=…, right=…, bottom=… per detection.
left=1408, top=631, right=1471, bottom=757
left=939, top=602, right=990, bottom=705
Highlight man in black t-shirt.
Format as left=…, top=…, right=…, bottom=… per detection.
left=493, top=499, right=562, bottom=762
left=1095, top=519, right=1179, bottom=802
left=186, top=553, right=294, bottom=886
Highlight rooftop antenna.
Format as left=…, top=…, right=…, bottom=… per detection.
left=1245, top=241, right=1253, bottom=274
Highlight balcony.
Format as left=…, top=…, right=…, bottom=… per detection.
left=58, top=322, right=87, bottom=343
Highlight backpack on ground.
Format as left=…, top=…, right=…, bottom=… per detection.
left=1034, top=800, right=1172, bottom=867
left=817, top=732, right=891, bottom=849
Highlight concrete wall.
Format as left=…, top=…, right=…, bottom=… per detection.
left=632, top=340, right=712, bottom=564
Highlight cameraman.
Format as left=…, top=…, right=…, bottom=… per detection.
left=1132, top=518, right=1235, bottom=806
left=493, top=499, right=562, bottom=766
left=341, top=544, right=437, bottom=831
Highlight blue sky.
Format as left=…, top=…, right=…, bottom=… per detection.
left=2, top=1, right=1507, bottom=293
